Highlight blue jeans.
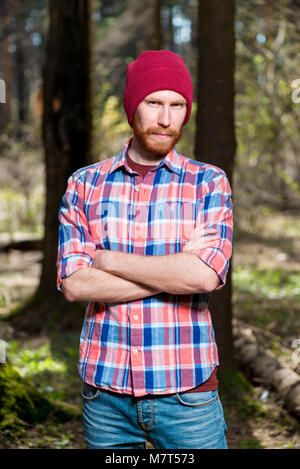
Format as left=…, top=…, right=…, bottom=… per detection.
left=82, top=383, right=228, bottom=449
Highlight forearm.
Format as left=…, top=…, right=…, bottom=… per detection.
left=61, top=266, right=161, bottom=303
left=95, top=251, right=220, bottom=294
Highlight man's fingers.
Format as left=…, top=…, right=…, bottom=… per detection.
left=189, top=227, right=218, bottom=238
left=183, top=235, right=220, bottom=252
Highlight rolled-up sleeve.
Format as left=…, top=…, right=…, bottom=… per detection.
left=186, top=171, right=233, bottom=290
left=56, top=174, right=95, bottom=291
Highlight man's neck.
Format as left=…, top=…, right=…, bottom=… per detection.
left=128, top=137, right=167, bottom=166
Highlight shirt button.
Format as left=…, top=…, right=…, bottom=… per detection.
left=133, top=349, right=139, bottom=354
left=133, top=315, right=139, bottom=320
left=135, top=185, right=140, bottom=192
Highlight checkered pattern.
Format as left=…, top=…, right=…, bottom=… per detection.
left=57, top=139, right=233, bottom=396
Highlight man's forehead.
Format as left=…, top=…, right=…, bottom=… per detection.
left=144, top=90, right=187, bottom=103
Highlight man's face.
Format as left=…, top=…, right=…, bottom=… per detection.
left=132, top=90, right=187, bottom=156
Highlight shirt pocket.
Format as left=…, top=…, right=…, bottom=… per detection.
left=88, top=197, right=130, bottom=250
left=145, top=200, right=195, bottom=254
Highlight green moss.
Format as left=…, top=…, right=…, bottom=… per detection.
left=0, top=363, right=79, bottom=432
left=219, top=367, right=253, bottom=400
left=218, top=367, right=270, bottom=424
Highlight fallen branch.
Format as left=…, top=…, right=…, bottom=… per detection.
left=233, top=323, right=300, bottom=419
left=0, top=239, right=43, bottom=253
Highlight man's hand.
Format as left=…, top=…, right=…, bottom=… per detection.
left=92, top=249, right=115, bottom=272
left=183, top=226, right=219, bottom=254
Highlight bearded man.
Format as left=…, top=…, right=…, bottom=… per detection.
left=57, top=50, right=233, bottom=449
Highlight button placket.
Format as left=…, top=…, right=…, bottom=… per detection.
left=129, top=173, right=151, bottom=393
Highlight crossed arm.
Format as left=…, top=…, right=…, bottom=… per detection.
left=62, top=229, right=220, bottom=303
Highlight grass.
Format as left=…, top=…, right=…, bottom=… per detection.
left=5, top=332, right=82, bottom=404
left=233, top=266, right=300, bottom=300
left=240, top=438, right=264, bottom=449
left=232, top=265, right=300, bottom=340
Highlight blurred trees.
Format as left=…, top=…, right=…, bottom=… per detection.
left=0, top=0, right=45, bottom=136
left=234, top=0, right=300, bottom=229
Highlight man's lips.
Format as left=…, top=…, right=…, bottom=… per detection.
left=151, top=132, right=173, bottom=138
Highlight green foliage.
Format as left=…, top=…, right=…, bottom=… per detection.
left=7, top=340, right=67, bottom=384
left=233, top=266, right=300, bottom=300
left=219, top=368, right=253, bottom=399
left=240, top=438, right=264, bottom=449
left=93, top=95, right=131, bottom=160
left=233, top=262, right=300, bottom=336
left=0, top=126, right=44, bottom=235
left=234, top=0, right=300, bottom=215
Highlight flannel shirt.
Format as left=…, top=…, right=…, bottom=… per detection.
left=57, top=139, right=233, bottom=397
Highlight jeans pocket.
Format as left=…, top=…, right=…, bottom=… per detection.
left=176, top=390, right=218, bottom=407
left=82, top=382, right=101, bottom=402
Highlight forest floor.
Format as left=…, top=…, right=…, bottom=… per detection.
left=0, top=209, right=300, bottom=450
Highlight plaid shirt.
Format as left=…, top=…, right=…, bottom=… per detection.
left=57, top=139, right=233, bottom=396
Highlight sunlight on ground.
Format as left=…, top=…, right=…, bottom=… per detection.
left=7, top=338, right=67, bottom=378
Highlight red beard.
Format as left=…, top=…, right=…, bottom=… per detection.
left=132, top=115, right=183, bottom=156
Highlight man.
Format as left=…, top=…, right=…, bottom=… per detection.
left=57, top=50, right=233, bottom=449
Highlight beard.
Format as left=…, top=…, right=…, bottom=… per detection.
left=132, top=115, right=183, bottom=157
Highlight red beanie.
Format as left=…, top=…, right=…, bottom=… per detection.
left=123, top=50, right=193, bottom=126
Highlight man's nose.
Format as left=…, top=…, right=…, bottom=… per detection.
left=157, top=105, right=171, bottom=127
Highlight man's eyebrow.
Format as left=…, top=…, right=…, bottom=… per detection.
left=144, top=97, right=187, bottom=104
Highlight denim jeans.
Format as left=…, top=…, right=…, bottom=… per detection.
left=82, top=383, right=228, bottom=449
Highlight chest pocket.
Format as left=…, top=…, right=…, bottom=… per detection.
left=143, top=200, right=195, bottom=255
left=88, top=197, right=131, bottom=250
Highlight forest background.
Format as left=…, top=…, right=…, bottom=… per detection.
left=0, top=0, right=300, bottom=450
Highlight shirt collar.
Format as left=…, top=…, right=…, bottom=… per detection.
left=108, top=138, right=183, bottom=176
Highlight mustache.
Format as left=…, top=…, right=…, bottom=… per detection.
left=146, top=127, right=180, bottom=137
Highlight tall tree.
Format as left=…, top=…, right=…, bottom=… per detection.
left=15, top=0, right=92, bottom=332
left=15, top=5, right=29, bottom=136
left=0, top=0, right=12, bottom=133
left=194, top=0, right=236, bottom=373
left=152, top=0, right=163, bottom=50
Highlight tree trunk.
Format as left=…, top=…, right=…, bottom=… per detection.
left=152, top=0, right=163, bottom=50
left=13, top=0, right=92, bottom=332
left=40, top=0, right=92, bottom=295
left=167, top=3, right=174, bottom=50
left=0, top=0, right=12, bottom=133
left=195, top=0, right=236, bottom=373
left=15, top=12, right=29, bottom=136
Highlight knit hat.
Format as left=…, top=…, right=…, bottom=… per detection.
left=123, top=50, right=193, bottom=126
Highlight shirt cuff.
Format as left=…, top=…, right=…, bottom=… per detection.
left=57, top=253, right=94, bottom=291
left=194, top=248, right=229, bottom=290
